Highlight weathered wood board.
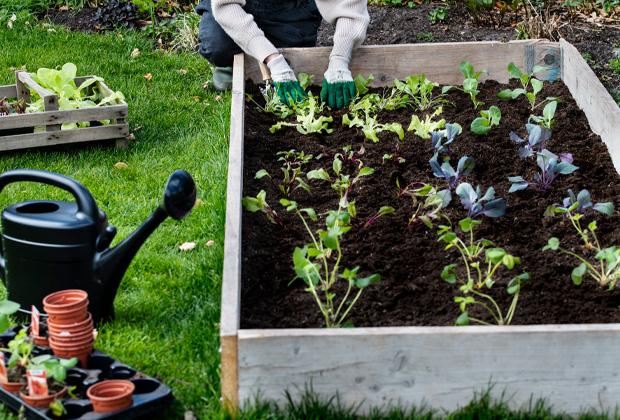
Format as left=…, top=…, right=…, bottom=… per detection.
left=0, top=73, right=129, bottom=151
left=221, top=39, right=620, bottom=414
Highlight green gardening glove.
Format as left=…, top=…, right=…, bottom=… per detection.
left=320, top=56, right=356, bottom=109
left=267, top=54, right=306, bottom=106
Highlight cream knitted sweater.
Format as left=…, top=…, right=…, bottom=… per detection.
left=211, top=0, right=369, bottom=64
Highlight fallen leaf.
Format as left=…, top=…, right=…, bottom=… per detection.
left=133, top=125, right=143, bottom=132
left=215, top=95, right=222, bottom=102
left=184, top=411, right=197, bottom=420
left=194, top=198, right=204, bottom=207
left=113, top=162, right=128, bottom=169
left=58, top=5, right=69, bottom=10
left=126, top=133, right=135, bottom=141
left=206, top=240, right=215, bottom=247
left=130, top=48, right=141, bottom=58
left=192, top=96, right=201, bottom=102
left=7, top=14, right=16, bottom=29
left=202, top=81, right=210, bottom=89
left=178, top=69, right=188, bottom=75
left=144, top=73, right=153, bottom=81
left=179, top=242, right=196, bottom=251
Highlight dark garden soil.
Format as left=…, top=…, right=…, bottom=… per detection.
left=240, top=80, right=620, bottom=329
left=317, top=4, right=620, bottom=103
left=45, top=8, right=100, bottom=32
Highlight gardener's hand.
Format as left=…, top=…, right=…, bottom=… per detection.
left=320, top=56, right=356, bottom=109
left=266, top=54, right=306, bottom=106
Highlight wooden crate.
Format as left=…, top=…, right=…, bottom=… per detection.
left=221, top=39, right=620, bottom=414
left=0, top=71, right=129, bottom=151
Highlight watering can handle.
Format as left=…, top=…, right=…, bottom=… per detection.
left=0, top=169, right=99, bottom=222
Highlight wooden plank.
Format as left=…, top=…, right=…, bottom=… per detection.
left=0, top=105, right=128, bottom=131
left=16, top=72, right=56, bottom=104
left=15, top=72, right=30, bottom=103
left=238, top=324, right=620, bottom=413
left=0, top=85, right=17, bottom=99
left=220, top=52, right=245, bottom=412
left=0, top=124, right=128, bottom=152
left=561, top=39, right=620, bottom=172
left=245, top=41, right=534, bottom=86
left=529, top=40, right=561, bottom=81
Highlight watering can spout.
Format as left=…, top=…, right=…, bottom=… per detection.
left=94, top=170, right=197, bottom=320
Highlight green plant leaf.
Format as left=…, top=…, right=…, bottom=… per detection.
left=470, top=117, right=490, bottom=135
left=355, top=274, right=381, bottom=288
left=307, top=168, right=330, bottom=181
left=300, top=208, right=317, bottom=222
left=456, top=311, right=470, bottom=326
left=255, top=169, right=269, bottom=179
left=543, top=237, right=560, bottom=251
left=441, top=264, right=457, bottom=284
left=358, top=167, right=375, bottom=177
left=571, top=263, right=586, bottom=285
left=0, top=300, right=19, bottom=316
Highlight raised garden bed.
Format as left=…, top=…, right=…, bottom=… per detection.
left=221, top=39, right=620, bottom=413
left=0, top=71, right=129, bottom=152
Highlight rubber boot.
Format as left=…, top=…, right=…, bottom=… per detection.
left=213, top=67, right=233, bottom=91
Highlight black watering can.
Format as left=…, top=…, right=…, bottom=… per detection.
left=0, top=169, right=196, bottom=323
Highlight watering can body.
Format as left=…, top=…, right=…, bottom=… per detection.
left=0, top=169, right=197, bottom=323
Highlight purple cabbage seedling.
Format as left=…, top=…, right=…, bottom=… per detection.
left=547, top=189, right=615, bottom=218
left=508, top=149, right=578, bottom=192
left=509, top=123, right=552, bottom=158
left=431, top=123, right=462, bottom=155
left=456, top=183, right=506, bottom=218
left=429, top=154, right=475, bottom=189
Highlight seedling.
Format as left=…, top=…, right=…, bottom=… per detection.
left=270, top=96, right=333, bottom=135
left=255, top=149, right=313, bottom=197
left=509, top=123, right=551, bottom=158
left=408, top=107, right=446, bottom=139
left=498, top=63, right=554, bottom=110
left=364, top=206, right=396, bottom=228
left=470, top=106, right=501, bottom=135
left=250, top=83, right=294, bottom=119
left=529, top=100, right=557, bottom=129
left=393, top=75, right=451, bottom=111
left=438, top=218, right=529, bottom=325
left=456, top=183, right=506, bottom=218
left=242, top=190, right=282, bottom=225
left=297, top=72, right=314, bottom=91
left=28, top=354, right=78, bottom=384
left=354, top=74, right=374, bottom=96
left=459, top=61, right=485, bottom=109
left=509, top=149, right=578, bottom=192
left=282, top=154, right=379, bottom=327
left=431, top=123, right=462, bottom=155
left=397, top=182, right=451, bottom=227
left=428, top=7, right=447, bottom=24
left=343, top=95, right=404, bottom=142
left=429, top=154, right=475, bottom=189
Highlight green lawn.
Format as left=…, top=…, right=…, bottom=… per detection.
left=0, top=21, right=618, bottom=420
left=0, top=23, right=229, bottom=418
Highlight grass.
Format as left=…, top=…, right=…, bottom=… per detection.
left=0, top=20, right=619, bottom=420
left=610, top=56, right=620, bottom=74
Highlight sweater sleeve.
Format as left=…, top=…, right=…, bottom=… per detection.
left=211, top=0, right=278, bottom=63
left=315, top=0, right=369, bottom=63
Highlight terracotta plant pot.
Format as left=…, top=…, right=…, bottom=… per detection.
left=31, top=335, right=49, bottom=347
left=19, top=387, right=67, bottom=408
left=87, top=380, right=135, bottom=413
left=43, top=290, right=89, bottom=324
left=49, top=329, right=94, bottom=344
left=1, top=381, right=23, bottom=393
left=50, top=336, right=94, bottom=368
left=47, top=313, right=93, bottom=335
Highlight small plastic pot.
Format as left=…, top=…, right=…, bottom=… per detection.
left=87, top=380, right=135, bottom=413
left=50, top=337, right=94, bottom=368
left=47, top=314, right=93, bottom=335
left=19, top=386, right=67, bottom=408
left=49, top=328, right=94, bottom=344
left=31, top=335, right=49, bottom=347
left=43, top=290, right=89, bottom=324
left=1, top=381, right=23, bottom=393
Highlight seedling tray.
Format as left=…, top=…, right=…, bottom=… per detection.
left=221, top=39, right=620, bottom=414
left=0, top=71, right=129, bottom=152
left=0, top=327, right=173, bottom=419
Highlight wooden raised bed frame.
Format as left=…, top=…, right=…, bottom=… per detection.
left=221, top=39, right=620, bottom=414
left=0, top=71, right=129, bottom=151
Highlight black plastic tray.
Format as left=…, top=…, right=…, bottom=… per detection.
left=0, top=327, right=173, bottom=419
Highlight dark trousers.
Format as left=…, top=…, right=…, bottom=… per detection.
left=195, top=0, right=322, bottom=67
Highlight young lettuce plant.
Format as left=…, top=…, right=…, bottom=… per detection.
left=393, top=74, right=451, bottom=111
left=250, top=83, right=295, bottom=119
left=456, top=183, right=506, bottom=218
left=509, top=123, right=551, bottom=158
left=497, top=63, right=553, bottom=111
left=544, top=198, right=618, bottom=288
left=529, top=100, right=557, bottom=129
left=459, top=61, right=485, bottom=109
left=255, top=149, right=313, bottom=197
left=431, top=123, right=462, bottom=155
left=270, top=96, right=333, bottom=135
left=429, top=154, right=475, bottom=189
left=397, top=182, right=451, bottom=228
left=342, top=95, right=404, bottom=142
left=438, top=218, right=529, bottom=326
left=509, top=149, right=578, bottom=192
left=470, top=106, right=501, bottom=135
left=242, top=190, right=282, bottom=225
left=408, top=107, right=446, bottom=139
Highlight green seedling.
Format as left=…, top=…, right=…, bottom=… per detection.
left=255, top=149, right=313, bottom=197
left=470, top=105, right=501, bottom=135
left=393, top=74, right=451, bottom=111
left=242, top=190, right=282, bottom=225
left=498, top=63, right=554, bottom=110
left=270, top=96, right=333, bottom=135
left=408, top=107, right=446, bottom=139
left=529, top=100, right=557, bottom=129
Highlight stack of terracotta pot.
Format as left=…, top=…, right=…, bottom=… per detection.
left=43, top=289, right=94, bottom=368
